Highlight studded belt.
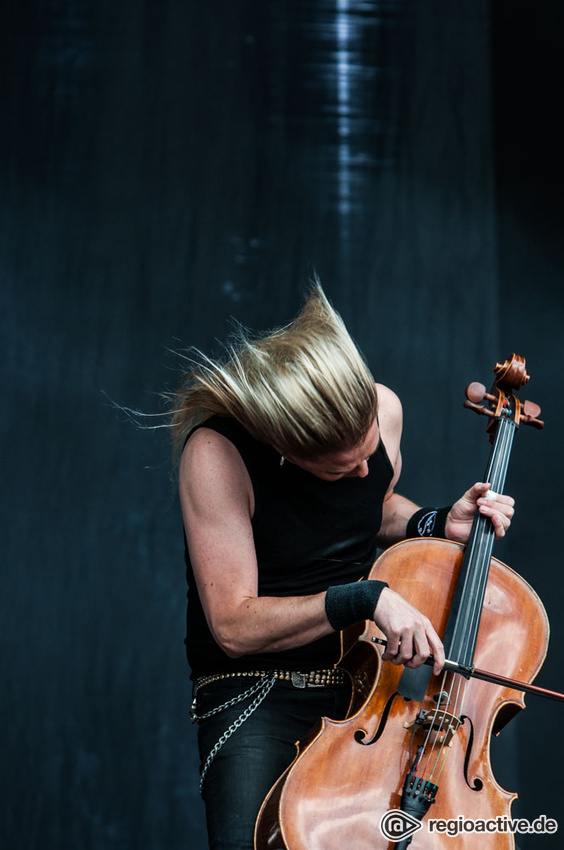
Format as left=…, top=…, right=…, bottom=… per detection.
left=194, top=667, right=348, bottom=691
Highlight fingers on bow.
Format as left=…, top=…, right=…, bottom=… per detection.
left=382, top=624, right=444, bottom=676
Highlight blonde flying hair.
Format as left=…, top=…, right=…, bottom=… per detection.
left=171, top=283, right=378, bottom=460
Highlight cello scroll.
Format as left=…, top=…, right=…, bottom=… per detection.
left=463, top=354, right=544, bottom=430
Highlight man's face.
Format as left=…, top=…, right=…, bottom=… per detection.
left=287, top=419, right=379, bottom=481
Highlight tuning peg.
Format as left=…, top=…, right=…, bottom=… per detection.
left=463, top=399, right=495, bottom=418
left=465, top=382, right=487, bottom=403
left=465, top=382, right=497, bottom=407
left=521, top=400, right=544, bottom=429
left=523, top=400, right=541, bottom=419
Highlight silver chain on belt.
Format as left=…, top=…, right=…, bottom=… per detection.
left=191, top=675, right=276, bottom=794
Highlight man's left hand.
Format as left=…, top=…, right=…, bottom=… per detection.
left=446, top=482, right=515, bottom=543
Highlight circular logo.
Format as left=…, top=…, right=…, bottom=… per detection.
left=380, top=809, right=423, bottom=842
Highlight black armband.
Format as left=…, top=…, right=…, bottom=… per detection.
left=406, top=506, right=451, bottom=539
left=325, top=580, right=389, bottom=632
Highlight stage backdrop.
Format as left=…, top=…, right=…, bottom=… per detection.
left=2, top=1, right=562, bottom=848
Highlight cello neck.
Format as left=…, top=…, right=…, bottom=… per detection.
left=444, top=414, right=517, bottom=667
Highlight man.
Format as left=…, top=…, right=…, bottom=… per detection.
left=174, top=285, right=513, bottom=849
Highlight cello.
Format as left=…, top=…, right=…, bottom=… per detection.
left=255, top=354, right=559, bottom=849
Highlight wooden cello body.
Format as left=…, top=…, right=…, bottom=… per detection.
left=255, top=356, right=549, bottom=849
left=255, top=540, right=548, bottom=849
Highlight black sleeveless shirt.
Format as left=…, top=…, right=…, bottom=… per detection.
left=184, top=416, right=394, bottom=678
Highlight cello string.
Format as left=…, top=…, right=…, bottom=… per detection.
left=406, top=417, right=517, bottom=785
left=462, top=420, right=514, bottom=661
left=397, top=397, right=529, bottom=808
left=418, top=668, right=450, bottom=777
left=419, top=669, right=469, bottom=783
left=419, top=669, right=462, bottom=779
left=430, top=674, right=470, bottom=783
left=451, top=418, right=514, bottom=666
left=425, top=672, right=457, bottom=779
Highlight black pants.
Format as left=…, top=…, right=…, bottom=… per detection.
left=194, top=676, right=351, bottom=850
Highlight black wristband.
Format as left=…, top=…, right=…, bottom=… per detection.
left=325, top=580, right=389, bottom=632
left=406, top=506, right=451, bottom=539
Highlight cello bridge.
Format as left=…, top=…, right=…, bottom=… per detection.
left=404, top=709, right=462, bottom=747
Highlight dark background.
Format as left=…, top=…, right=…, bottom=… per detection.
left=2, top=1, right=562, bottom=848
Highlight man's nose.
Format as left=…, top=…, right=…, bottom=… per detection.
left=348, top=460, right=369, bottom=478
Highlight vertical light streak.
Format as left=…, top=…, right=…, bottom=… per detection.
left=336, top=0, right=352, bottom=227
